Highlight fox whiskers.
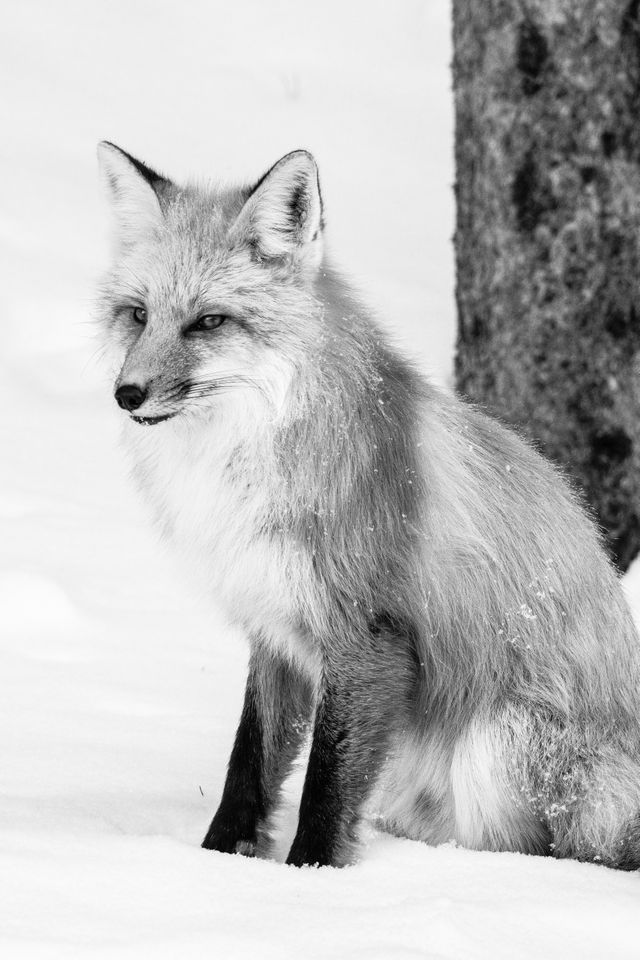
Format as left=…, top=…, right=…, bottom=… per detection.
left=166, top=374, right=272, bottom=406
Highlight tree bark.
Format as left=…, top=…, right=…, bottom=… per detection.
left=453, top=0, right=640, bottom=571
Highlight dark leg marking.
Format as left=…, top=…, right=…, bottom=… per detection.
left=286, top=615, right=419, bottom=867
left=202, top=645, right=313, bottom=856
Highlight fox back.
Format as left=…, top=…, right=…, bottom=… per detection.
left=98, top=143, right=640, bottom=870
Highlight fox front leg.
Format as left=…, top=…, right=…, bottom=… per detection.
left=202, top=644, right=312, bottom=857
left=286, top=627, right=415, bottom=867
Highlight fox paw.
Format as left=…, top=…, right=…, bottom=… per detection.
left=201, top=818, right=257, bottom=857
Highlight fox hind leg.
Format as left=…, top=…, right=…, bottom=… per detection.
left=546, top=745, right=640, bottom=871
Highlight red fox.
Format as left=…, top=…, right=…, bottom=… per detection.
left=97, top=141, right=640, bottom=869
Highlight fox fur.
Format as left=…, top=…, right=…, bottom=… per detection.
left=97, top=141, right=640, bottom=869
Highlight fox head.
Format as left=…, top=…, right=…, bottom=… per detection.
left=97, top=142, right=325, bottom=426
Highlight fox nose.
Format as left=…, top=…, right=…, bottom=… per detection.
left=115, top=384, right=147, bottom=411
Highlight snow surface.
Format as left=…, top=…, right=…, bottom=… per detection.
left=2, top=1, right=639, bottom=956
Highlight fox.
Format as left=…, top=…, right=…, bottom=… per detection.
left=96, top=140, right=640, bottom=870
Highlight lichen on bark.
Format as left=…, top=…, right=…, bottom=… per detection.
left=453, top=0, right=640, bottom=570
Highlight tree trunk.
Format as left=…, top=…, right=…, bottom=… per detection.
left=453, top=0, right=640, bottom=571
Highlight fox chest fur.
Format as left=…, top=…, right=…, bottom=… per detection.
left=123, top=415, right=319, bottom=673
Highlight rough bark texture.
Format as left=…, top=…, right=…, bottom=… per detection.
left=453, top=0, right=640, bottom=571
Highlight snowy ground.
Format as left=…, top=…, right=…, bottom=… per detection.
left=2, top=1, right=639, bottom=957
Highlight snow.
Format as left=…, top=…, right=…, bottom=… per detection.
left=1, top=1, right=639, bottom=957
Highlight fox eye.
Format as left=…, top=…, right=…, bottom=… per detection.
left=188, top=314, right=226, bottom=333
left=132, top=306, right=147, bottom=325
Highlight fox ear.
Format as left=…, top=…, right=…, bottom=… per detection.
left=233, top=150, right=324, bottom=267
left=97, top=141, right=169, bottom=245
